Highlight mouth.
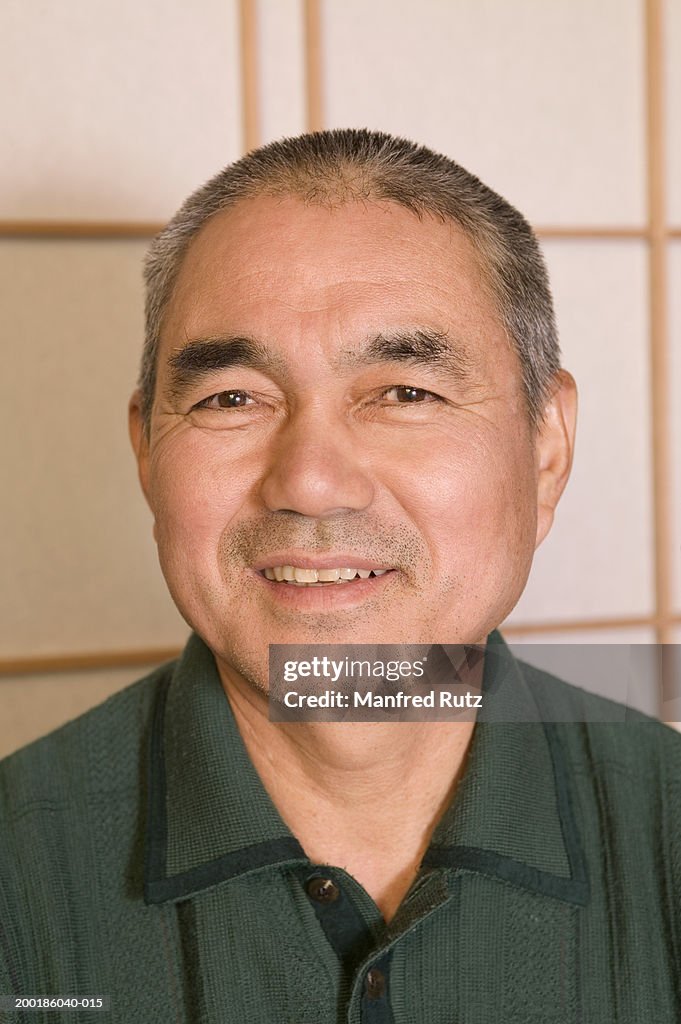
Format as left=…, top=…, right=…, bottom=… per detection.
left=259, top=565, right=392, bottom=587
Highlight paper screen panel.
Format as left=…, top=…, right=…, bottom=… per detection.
left=0, top=0, right=241, bottom=221
left=319, top=0, right=645, bottom=226
left=0, top=240, right=188, bottom=657
left=258, top=0, right=306, bottom=144
left=507, top=239, right=654, bottom=623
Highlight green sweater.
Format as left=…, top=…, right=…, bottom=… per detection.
left=1, top=633, right=680, bottom=1022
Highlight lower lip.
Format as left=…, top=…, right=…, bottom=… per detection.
left=252, top=571, right=395, bottom=609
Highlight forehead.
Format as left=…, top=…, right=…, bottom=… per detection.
left=161, top=195, right=507, bottom=362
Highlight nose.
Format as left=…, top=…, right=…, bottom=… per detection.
left=258, top=403, right=375, bottom=518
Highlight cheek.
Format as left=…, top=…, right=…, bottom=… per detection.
left=147, top=434, right=252, bottom=561
left=381, top=427, right=537, bottom=568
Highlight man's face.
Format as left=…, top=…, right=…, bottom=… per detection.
left=132, top=196, right=564, bottom=692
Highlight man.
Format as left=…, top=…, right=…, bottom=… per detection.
left=1, top=129, right=679, bottom=1022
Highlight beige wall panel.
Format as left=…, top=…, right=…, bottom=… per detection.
left=671, top=243, right=681, bottom=610
left=0, top=666, right=158, bottom=760
left=507, top=240, right=654, bottom=622
left=320, top=0, right=645, bottom=226
left=0, top=240, right=189, bottom=657
left=258, top=0, right=306, bottom=144
left=1, top=0, right=241, bottom=221
left=667, top=0, right=681, bottom=223
left=506, top=626, right=658, bottom=716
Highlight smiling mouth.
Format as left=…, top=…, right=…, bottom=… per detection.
left=260, top=566, right=391, bottom=587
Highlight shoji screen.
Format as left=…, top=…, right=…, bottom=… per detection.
left=1, top=0, right=677, bottom=754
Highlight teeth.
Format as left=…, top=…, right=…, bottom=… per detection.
left=261, top=564, right=391, bottom=586
left=293, top=567, right=317, bottom=583
left=317, top=568, right=340, bottom=582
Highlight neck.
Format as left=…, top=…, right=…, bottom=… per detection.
left=218, top=658, right=482, bottom=922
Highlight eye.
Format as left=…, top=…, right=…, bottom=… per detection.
left=194, top=390, right=255, bottom=410
left=381, top=385, right=441, bottom=404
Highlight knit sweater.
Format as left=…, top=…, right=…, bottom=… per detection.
left=1, top=632, right=680, bottom=1022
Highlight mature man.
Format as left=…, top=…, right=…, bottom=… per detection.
left=1, top=130, right=680, bottom=1022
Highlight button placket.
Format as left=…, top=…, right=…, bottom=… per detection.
left=365, top=967, right=386, bottom=999
left=360, top=952, right=394, bottom=1023
left=297, top=868, right=410, bottom=1022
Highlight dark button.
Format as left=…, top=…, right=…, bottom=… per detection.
left=365, top=967, right=386, bottom=1000
left=306, top=876, right=340, bottom=903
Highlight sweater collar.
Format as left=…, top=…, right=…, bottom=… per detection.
left=144, top=632, right=587, bottom=907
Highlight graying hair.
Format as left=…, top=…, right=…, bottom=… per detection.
left=141, top=128, right=560, bottom=430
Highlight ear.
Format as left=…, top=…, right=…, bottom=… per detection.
left=128, top=389, right=153, bottom=511
left=534, top=370, right=577, bottom=549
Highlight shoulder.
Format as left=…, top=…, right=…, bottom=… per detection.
left=517, top=658, right=681, bottom=890
left=0, top=661, right=174, bottom=985
left=518, top=654, right=681, bottom=779
left=0, top=660, right=173, bottom=812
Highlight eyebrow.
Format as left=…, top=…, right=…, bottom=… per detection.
left=165, top=336, right=286, bottom=401
left=344, top=328, right=479, bottom=382
left=164, top=327, right=479, bottom=403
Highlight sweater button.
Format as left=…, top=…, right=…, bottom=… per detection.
left=306, top=876, right=340, bottom=903
left=365, top=967, right=386, bottom=999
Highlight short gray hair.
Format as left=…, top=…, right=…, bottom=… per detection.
left=141, top=128, right=560, bottom=430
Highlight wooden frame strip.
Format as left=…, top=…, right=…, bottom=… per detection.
left=0, top=222, right=671, bottom=241
left=303, top=0, right=323, bottom=131
left=502, top=615, right=661, bottom=637
left=2, top=616, right=680, bottom=677
left=536, top=226, right=648, bottom=239
left=0, top=649, right=183, bottom=678
left=239, top=0, right=260, bottom=152
left=0, top=221, right=165, bottom=239
left=645, top=0, right=672, bottom=646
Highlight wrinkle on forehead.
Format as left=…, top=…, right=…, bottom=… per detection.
left=159, top=195, right=513, bottom=385
left=168, top=195, right=485, bottom=300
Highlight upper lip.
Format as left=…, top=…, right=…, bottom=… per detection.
left=252, top=552, right=393, bottom=572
